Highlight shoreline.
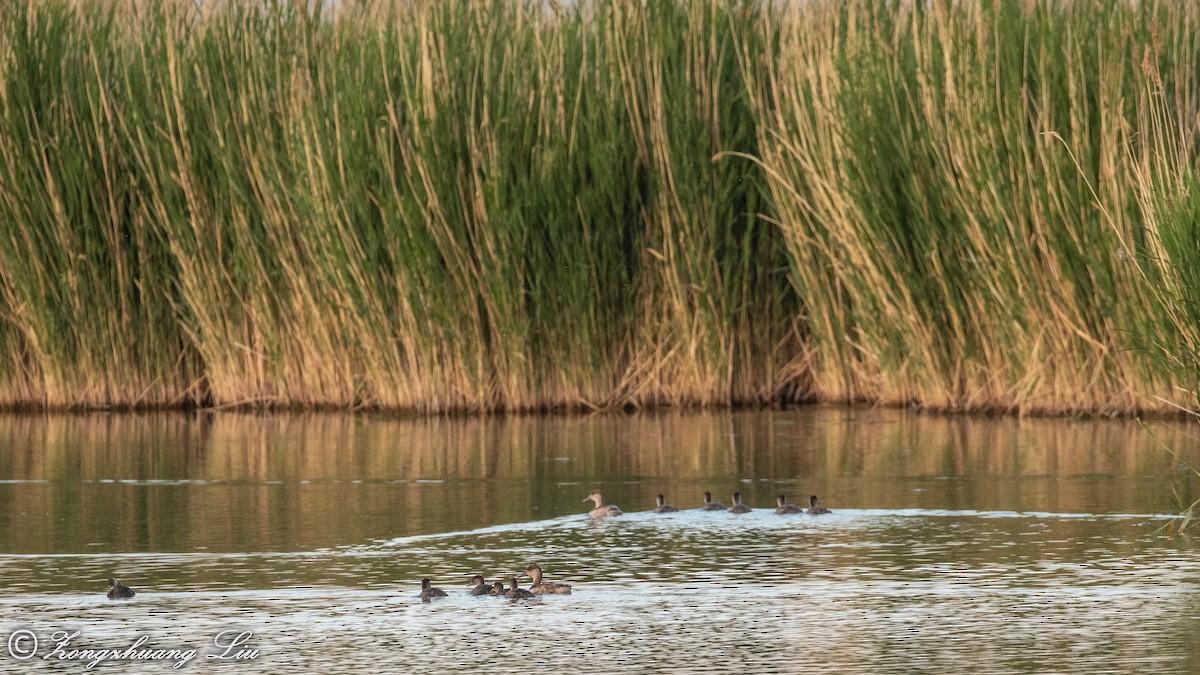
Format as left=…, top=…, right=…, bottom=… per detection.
left=0, top=396, right=1192, bottom=421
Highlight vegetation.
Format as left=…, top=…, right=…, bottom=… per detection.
left=0, top=0, right=1198, bottom=415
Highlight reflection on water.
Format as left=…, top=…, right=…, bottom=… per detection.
left=0, top=407, right=1198, bottom=673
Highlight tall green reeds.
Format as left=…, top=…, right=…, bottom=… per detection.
left=0, top=0, right=1199, bottom=415
left=745, top=0, right=1200, bottom=414
left=0, top=0, right=794, bottom=412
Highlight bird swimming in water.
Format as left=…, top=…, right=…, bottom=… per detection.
left=728, top=492, right=752, bottom=514
left=489, top=580, right=507, bottom=596
left=523, top=564, right=572, bottom=594
left=807, top=495, right=832, bottom=515
left=701, top=491, right=726, bottom=511
left=419, top=578, right=448, bottom=602
left=653, top=494, right=678, bottom=513
left=505, top=577, right=536, bottom=600
left=469, top=575, right=490, bottom=596
left=106, top=578, right=135, bottom=600
left=583, top=490, right=623, bottom=518
left=775, top=494, right=803, bottom=514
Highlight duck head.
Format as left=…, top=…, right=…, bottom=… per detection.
left=523, top=564, right=543, bottom=584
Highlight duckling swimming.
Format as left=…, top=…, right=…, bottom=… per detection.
left=728, top=492, right=752, bottom=514
left=523, top=564, right=572, bottom=594
left=653, top=494, right=678, bottom=513
left=505, top=577, right=536, bottom=600
left=469, top=574, right=491, bottom=596
left=583, top=490, right=623, bottom=518
left=807, top=495, right=832, bottom=515
left=775, top=494, right=803, bottom=514
left=489, top=580, right=507, bottom=596
left=419, top=578, right=448, bottom=602
left=106, top=578, right=135, bottom=600
left=701, top=491, right=726, bottom=510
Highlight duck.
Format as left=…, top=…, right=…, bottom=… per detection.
left=775, top=494, right=803, bottom=514
left=106, top=578, right=135, bottom=600
left=505, top=577, right=536, bottom=600
left=583, top=490, right=623, bottom=517
left=523, top=564, right=572, bottom=594
left=728, top=492, right=752, bottom=514
left=469, top=575, right=491, bottom=596
left=653, top=494, right=678, bottom=513
left=701, top=491, right=726, bottom=510
left=807, top=495, right=832, bottom=515
left=489, top=580, right=507, bottom=596
left=419, top=578, right=448, bottom=602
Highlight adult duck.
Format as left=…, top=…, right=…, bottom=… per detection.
left=523, top=564, right=572, bottom=595
left=583, top=490, right=623, bottom=518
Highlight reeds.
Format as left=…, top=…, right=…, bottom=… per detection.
left=1, top=0, right=1199, bottom=415
left=0, top=0, right=793, bottom=412
left=745, top=0, right=1200, bottom=414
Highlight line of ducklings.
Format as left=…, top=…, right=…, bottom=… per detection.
left=419, top=564, right=569, bottom=602
left=583, top=489, right=832, bottom=517
left=416, top=491, right=834, bottom=601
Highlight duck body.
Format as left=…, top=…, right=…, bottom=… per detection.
left=419, top=578, right=448, bottom=602
left=728, top=492, right=752, bottom=514
left=653, top=494, right=678, bottom=513
left=807, top=495, right=832, bottom=515
left=524, top=564, right=572, bottom=595
left=106, top=578, right=135, bottom=600
left=583, top=490, right=623, bottom=518
left=530, top=581, right=572, bottom=595
left=489, top=581, right=507, bottom=596
left=775, top=494, right=803, bottom=514
left=701, top=491, right=726, bottom=511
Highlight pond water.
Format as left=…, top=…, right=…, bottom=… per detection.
left=1, top=407, right=1198, bottom=673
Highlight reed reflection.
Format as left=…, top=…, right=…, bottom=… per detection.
left=0, top=408, right=1195, bottom=555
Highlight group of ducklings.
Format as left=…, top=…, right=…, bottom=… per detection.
left=108, top=490, right=835, bottom=603
left=419, top=564, right=569, bottom=602
left=417, top=490, right=834, bottom=601
left=583, top=489, right=832, bottom=517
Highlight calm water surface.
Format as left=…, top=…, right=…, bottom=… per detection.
left=1, top=407, right=1199, bottom=673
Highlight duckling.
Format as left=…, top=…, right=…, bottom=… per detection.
left=701, top=491, right=726, bottom=510
left=419, top=578, right=448, bottom=602
left=505, top=577, right=536, bottom=600
left=775, top=494, right=803, bottom=514
left=106, top=578, right=135, bottom=600
left=469, top=574, right=491, bottom=596
left=583, top=490, right=623, bottom=518
left=728, top=492, right=752, bottom=514
left=489, top=580, right=507, bottom=596
left=653, top=494, right=678, bottom=513
left=807, top=495, right=832, bottom=515
left=523, top=564, right=572, bottom=594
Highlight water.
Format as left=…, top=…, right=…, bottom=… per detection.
left=1, top=407, right=1199, bottom=673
